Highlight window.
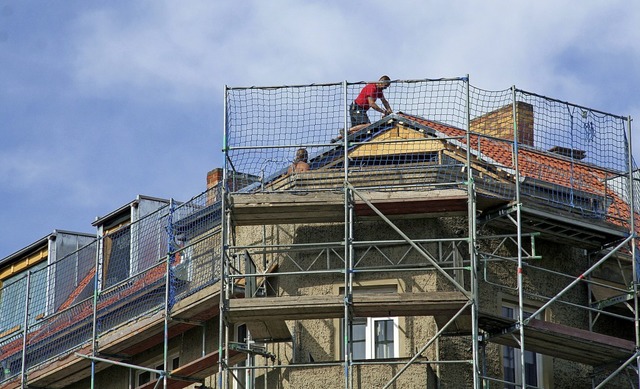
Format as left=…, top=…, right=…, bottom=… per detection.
left=343, top=317, right=399, bottom=360
left=502, top=304, right=542, bottom=389
left=135, top=355, right=180, bottom=387
left=173, top=245, right=193, bottom=282
left=0, top=261, right=47, bottom=338
left=230, top=323, right=266, bottom=388
left=233, top=324, right=248, bottom=389
left=102, top=226, right=131, bottom=288
left=337, top=284, right=401, bottom=361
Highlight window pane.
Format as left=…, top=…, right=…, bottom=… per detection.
left=138, top=371, right=150, bottom=385
left=352, top=319, right=366, bottom=360
left=524, top=350, right=538, bottom=386
left=0, top=261, right=48, bottom=333
left=0, top=275, right=27, bottom=333
left=234, top=325, right=247, bottom=388
left=502, top=346, right=515, bottom=389
left=29, top=264, right=48, bottom=320
left=104, top=227, right=131, bottom=288
left=374, top=320, right=394, bottom=359
left=502, top=304, right=540, bottom=388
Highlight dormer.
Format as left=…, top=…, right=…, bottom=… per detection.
left=0, top=231, right=95, bottom=341
left=92, top=195, right=170, bottom=289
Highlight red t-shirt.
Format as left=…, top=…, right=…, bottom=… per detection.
left=354, top=83, right=384, bottom=110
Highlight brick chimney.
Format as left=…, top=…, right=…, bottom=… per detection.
left=470, top=102, right=534, bottom=146
left=206, top=168, right=261, bottom=205
left=206, top=168, right=223, bottom=205
left=207, top=168, right=223, bottom=190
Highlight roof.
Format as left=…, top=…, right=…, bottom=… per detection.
left=396, top=112, right=636, bottom=231
left=265, top=111, right=637, bottom=236
left=92, top=195, right=171, bottom=227
left=0, top=230, right=95, bottom=267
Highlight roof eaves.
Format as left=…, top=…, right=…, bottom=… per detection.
left=92, top=195, right=171, bottom=227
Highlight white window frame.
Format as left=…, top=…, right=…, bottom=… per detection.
left=344, top=316, right=400, bottom=360
left=501, top=303, right=544, bottom=389
left=173, top=245, right=194, bottom=282
left=231, top=322, right=266, bottom=388
left=134, top=353, right=180, bottom=388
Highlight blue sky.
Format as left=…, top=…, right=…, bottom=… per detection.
left=1, top=0, right=639, bottom=258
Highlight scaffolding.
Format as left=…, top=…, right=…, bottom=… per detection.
left=219, top=77, right=638, bottom=388
left=0, top=191, right=225, bottom=388
left=0, top=76, right=637, bottom=389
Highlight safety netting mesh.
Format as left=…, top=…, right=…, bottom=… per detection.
left=0, top=77, right=635, bottom=383
left=225, top=78, right=471, bottom=193
left=0, top=185, right=224, bottom=382
left=171, top=187, right=223, bottom=302
left=0, top=239, right=98, bottom=381
left=225, top=79, right=634, bottom=224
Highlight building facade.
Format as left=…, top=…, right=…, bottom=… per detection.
left=0, top=78, right=637, bottom=388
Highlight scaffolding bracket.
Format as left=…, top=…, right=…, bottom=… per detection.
left=483, top=322, right=520, bottom=343
left=171, top=317, right=207, bottom=327
left=591, top=292, right=637, bottom=310
left=228, top=342, right=276, bottom=361
left=95, top=352, right=131, bottom=361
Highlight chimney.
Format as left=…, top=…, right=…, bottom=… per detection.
left=207, top=168, right=224, bottom=190
left=548, top=146, right=586, bottom=160
left=206, top=168, right=261, bottom=205
left=206, top=168, right=223, bottom=205
left=470, top=102, right=534, bottom=146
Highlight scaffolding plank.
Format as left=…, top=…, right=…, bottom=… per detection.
left=354, top=189, right=468, bottom=217
left=480, top=315, right=635, bottom=366
left=21, top=284, right=224, bottom=388
left=226, top=292, right=470, bottom=322
left=245, top=320, right=292, bottom=342
left=230, top=190, right=476, bottom=225
left=137, top=350, right=244, bottom=389
left=479, top=202, right=628, bottom=249
left=230, top=192, right=345, bottom=225
left=171, top=282, right=222, bottom=321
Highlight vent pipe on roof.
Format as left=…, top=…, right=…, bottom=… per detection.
left=548, top=146, right=586, bottom=160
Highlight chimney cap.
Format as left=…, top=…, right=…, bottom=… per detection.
left=548, top=146, right=586, bottom=160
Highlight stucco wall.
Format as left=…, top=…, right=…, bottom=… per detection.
left=62, top=214, right=636, bottom=388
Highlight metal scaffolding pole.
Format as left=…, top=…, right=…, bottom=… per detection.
left=465, top=75, right=481, bottom=389
left=90, top=234, right=101, bottom=389
left=19, top=271, right=31, bottom=388
left=512, top=86, right=527, bottom=389
left=341, top=80, right=353, bottom=389
left=220, top=84, right=230, bottom=389
left=383, top=301, right=473, bottom=389
left=626, top=116, right=639, bottom=388
left=163, top=199, right=176, bottom=389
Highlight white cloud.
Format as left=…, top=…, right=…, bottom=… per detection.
left=0, top=149, right=54, bottom=189
left=3, top=0, right=640, bottom=257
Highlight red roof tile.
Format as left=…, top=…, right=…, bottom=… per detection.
left=399, top=113, right=637, bottom=234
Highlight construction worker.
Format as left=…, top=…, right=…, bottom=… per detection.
left=288, top=148, right=310, bottom=174
left=349, top=75, right=393, bottom=133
